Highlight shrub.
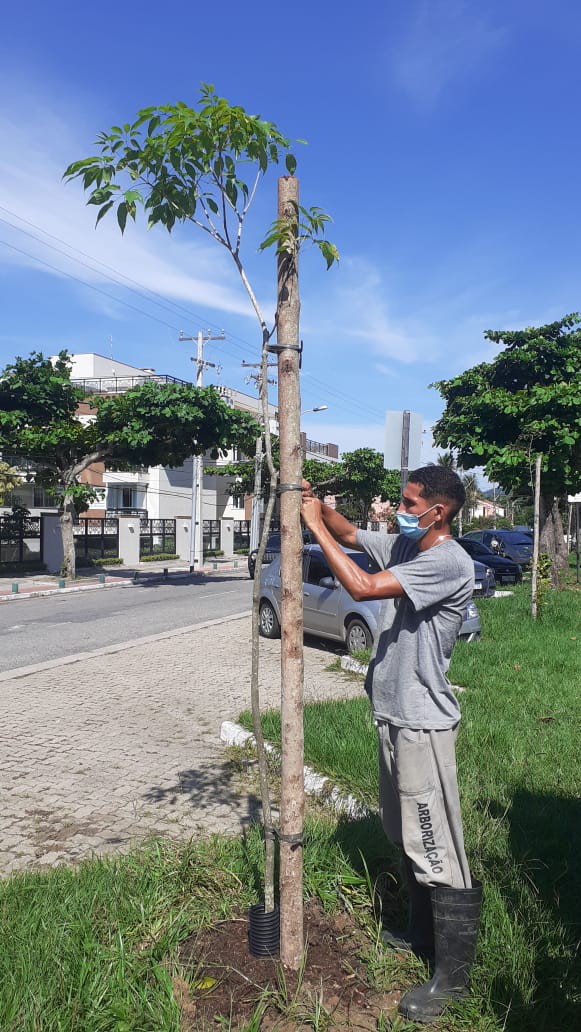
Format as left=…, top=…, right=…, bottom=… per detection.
left=204, top=549, right=224, bottom=557
left=234, top=547, right=249, bottom=555
left=139, top=553, right=179, bottom=562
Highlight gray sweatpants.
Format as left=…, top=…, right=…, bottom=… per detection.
left=377, top=721, right=471, bottom=889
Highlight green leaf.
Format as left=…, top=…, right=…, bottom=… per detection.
left=95, top=201, right=114, bottom=227
left=117, top=202, right=128, bottom=234
left=285, top=153, right=297, bottom=175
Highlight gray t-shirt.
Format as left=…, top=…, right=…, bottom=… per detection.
left=356, top=531, right=475, bottom=730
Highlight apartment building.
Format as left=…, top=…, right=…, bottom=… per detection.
left=2, top=354, right=340, bottom=528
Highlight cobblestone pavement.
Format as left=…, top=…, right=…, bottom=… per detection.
left=0, top=615, right=362, bottom=876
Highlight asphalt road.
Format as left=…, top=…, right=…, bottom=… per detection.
left=0, top=572, right=253, bottom=672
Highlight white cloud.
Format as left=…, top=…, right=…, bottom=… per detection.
left=392, top=1, right=507, bottom=108
left=305, top=255, right=422, bottom=364
left=0, top=89, right=258, bottom=322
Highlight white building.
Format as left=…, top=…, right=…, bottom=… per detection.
left=5, top=354, right=339, bottom=535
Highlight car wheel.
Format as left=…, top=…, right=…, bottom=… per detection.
left=346, top=618, right=372, bottom=654
left=259, top=601, right=281, bottom=639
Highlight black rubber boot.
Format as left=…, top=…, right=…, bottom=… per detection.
left=398, top=879, right=483, bottom=1023
left=381, top=855, right=434, bottom=959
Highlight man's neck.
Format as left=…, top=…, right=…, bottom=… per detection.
left=418, top=526, right=453, bottom=552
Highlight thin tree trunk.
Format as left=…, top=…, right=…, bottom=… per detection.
left=249, top=337, right=278, bottom=912
left=531, top=455, right=542, bottom=619
left=60, top=492, right=76, bottom=579
left=276, top=176, right=304, bottom=970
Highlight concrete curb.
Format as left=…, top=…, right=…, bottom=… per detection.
left=220, top=719, right=369, bottom=820
left=341, top=656, right=368, bottom=676
left=0, top=564, right=248, bottom=604
left=0, top=610, right=252, bottom=682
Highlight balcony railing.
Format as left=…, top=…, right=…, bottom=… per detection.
left=72, top=374, right=190, bottom=395
left=305, top=439, right=332, bottom=456
left=106, top=507, right=148, bottom=518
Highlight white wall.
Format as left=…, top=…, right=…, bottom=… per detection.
left=65, top=354, right=148, bottom=378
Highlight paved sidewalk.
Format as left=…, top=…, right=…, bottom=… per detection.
left=0, top=558, right=248, bottom=603
left=0, top=615, right=362, bottom=877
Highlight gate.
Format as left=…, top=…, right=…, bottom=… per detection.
left=0, top=515, right=42, bottom=565
left=233, top=519, right=251, bottom=551
left=74, top=518, right=119, bottom=561
left=139, top=518, right=176, bottom=557
left=203, top=520, right=221, bottom=553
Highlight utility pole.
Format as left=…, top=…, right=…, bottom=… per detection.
left=243, top=361, right=277, bottom=552
left=179, top=328, right=225, bottom=570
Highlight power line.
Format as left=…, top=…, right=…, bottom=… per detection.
left=0, top=206, right=262, bottom=361
left=0, top=208, right=390, bottom=427
left=0, top=238, right=181, bottom=332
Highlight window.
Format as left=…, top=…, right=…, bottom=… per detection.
left=305, top=552, right=332, bottom=585
left=351, top=553, right=380, bottom=574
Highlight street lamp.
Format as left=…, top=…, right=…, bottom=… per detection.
left=301, top=404, right=328, bottom=415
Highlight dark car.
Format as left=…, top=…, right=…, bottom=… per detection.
left=463, top=529, right=533, bottom=567
left=456, top=537, right=523, bottom=585
left=473, top=559, right=496, bottom=597
left=259, top=545, right=482, bottom=652
left=248, top=530, right=313, bottom=579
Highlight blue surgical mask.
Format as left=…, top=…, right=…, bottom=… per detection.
left=396, top=503, right=439, bottom=541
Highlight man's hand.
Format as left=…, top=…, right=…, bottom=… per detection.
left=301, top=494, right=323, bottom=530
left=302, top=478, right=314, bottom=499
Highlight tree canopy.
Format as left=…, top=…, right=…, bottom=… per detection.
left=0, top=351, right=259, bottom=574
left=432, top=315, right=581, bottom=498
left=432, top=314, right=581, bottom=568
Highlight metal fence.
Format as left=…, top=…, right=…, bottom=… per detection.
left=233, top=519, right=251, bottom=551
left=203, top=520, right=221, bottom=553
left=0, top=516, right=42, bottom=564
left=74, top=518, right=119, bottom=561
left=139, top=518, right=176, bottom=557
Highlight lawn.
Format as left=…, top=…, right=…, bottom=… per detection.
left=239, top=582, right=581, bottom=1030
left=0, top=583, right=578, bottom=1030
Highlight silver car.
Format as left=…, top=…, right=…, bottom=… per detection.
left=259, top=544, right=481, bottom=653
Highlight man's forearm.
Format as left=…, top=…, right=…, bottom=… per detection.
left=318, top=504, right=358, bottom=547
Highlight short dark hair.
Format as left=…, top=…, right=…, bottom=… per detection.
left=408, top=466, right=465, bottom=520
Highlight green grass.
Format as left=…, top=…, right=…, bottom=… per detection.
left=0, top=819, right=409, bottom=1031
left=1, top=583, right=578, bottom=1030
left=240, top=583, right=581, bottom=1030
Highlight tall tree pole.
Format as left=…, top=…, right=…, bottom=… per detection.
left=275, top=176, right=305, bottom=968
left=531, top=453, right=542, bottom=620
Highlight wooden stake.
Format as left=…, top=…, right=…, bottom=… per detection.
left=276, top=175, right=304, bottom=969
left=531, top=453, right=542, bottom=620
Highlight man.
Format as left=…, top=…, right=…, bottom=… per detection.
left=300, top=465, right=482, bottom=1023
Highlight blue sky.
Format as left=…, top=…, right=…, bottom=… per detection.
left=1, top=0, right=580, bottom=472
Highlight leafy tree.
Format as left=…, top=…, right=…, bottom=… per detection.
left=0, top=351, right=258, bottom=577
left=330, top=449, right=400, bottom=520
left=65, top=84, right=337, bottom=966
left=432, top=315, right=581, bottom=575
left=0, top=462, right=22, bottom=505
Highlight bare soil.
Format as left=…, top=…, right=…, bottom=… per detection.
left=176, top=898, right=401, bottom=1029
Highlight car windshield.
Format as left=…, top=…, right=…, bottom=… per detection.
left=460, top=540, right=490, bottom=555
left=498, top=533, right=531, bottom=545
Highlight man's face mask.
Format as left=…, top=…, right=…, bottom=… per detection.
left=396, top=502, right=439, bottom=541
